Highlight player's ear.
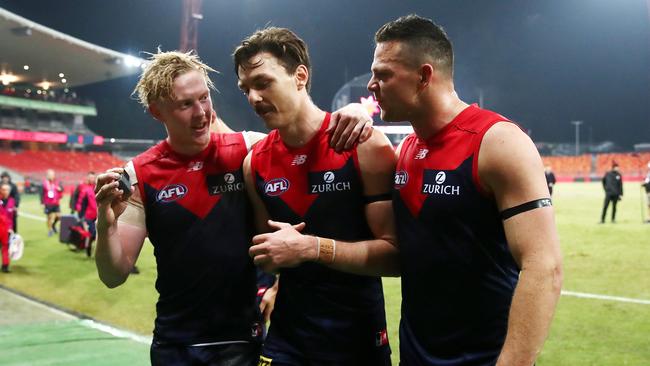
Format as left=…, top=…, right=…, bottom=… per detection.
left=148, top=103, right=164, bottom=123
left=295, top=65, right=309, bottom=90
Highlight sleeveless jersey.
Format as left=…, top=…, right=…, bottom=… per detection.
left=394, top=105, right=520, bottom=365
left=132, top=133, right=260, bottom=345
left=250, top=113, right=389, bottom=361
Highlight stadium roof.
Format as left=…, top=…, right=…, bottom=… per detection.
left=0, top=7, right=145, bottom=89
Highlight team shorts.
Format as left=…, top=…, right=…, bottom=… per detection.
left=259, top=342, right=391, bottom=366
left=151, top=341, right=260, bottom=366
left=44, top=204, right=60, bottom=214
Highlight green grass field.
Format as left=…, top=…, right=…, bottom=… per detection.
left=1, top=182, right=649, bottom=365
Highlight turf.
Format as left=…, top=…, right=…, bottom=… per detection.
left=1, top=182, right=649, bottom=365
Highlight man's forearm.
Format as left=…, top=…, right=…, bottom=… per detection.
left=311, top=236, right=400, bottom=277
left=497, top=263, right=563, bottom=365
left=95, top=222, right=130, bottom=288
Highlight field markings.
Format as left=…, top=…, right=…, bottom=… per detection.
left=1, top=286, right=151, bottom=344
left=18, top=211, right=46, bottom=222
left=562, top=290, right=650, bottom=305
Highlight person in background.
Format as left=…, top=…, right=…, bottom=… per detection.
left=0, top=182, right=16, bottom=272
left=545, top=165, right=557, bottom=196
left=75, top=172, right=98, bottom=257
left=41, top=169, right=63, bottom=236
left=642, top=161, right=650, bottom=223
left=1, top=171, right=19, bottom=233
left=601, top=162, right=623, bottom=223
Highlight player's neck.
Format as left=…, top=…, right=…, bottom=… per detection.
left=278, top=101, right=325, bottom=148
left=166, top=137, right=209, bottom=157
left=411, top=90, right=468, bottom=140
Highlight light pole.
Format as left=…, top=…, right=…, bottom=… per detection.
left=571, top=120, right=583, bottom=156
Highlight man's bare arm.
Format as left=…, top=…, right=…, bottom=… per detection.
left=95, top=168, right=147, bottom=288
left=479, top=122, right=563, bottom=366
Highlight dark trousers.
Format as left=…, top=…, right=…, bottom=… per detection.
left=150, top=341, right=260, bottom=366
left=601, top=194, right=620, bottom=222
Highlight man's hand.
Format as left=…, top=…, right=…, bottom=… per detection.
left=328, top=103, right=373, bottom=152
left=249, top=220, right=312, bottom=273
left=95, top=168, right=131, bottom=231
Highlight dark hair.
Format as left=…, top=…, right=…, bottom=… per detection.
left=233, top=27, right=312, bottom=91
left=0, top=171, right=9, bottom=179
left=375, top=14, right=454, bottom=77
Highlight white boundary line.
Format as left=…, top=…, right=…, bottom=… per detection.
left=0, top=287, right=151, bottom=344
left=562, top=290, right=650, bottom=305
left=18, top=211, right=46, bottom=222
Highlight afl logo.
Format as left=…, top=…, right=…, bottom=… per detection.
left=435, top=172, right=446, bottom=184
left=323, top=171, right=335, bottom=183
left=157, top=184, right=188, bottom=203
left=224, top=173, right=236, bottom=184
left=394, top=171, right=408, bottom=189
left=264, top=178, right=290, bottom=196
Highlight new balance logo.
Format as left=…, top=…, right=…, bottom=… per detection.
left=291, top=154, right=307, bottom=165
left=414, top=149, right=429, bottom=159
left=187, top=161, right=203, bottom=172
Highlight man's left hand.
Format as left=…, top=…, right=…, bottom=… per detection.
left=249, top=220, right=313, bottom=273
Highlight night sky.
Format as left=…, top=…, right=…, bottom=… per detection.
left=2, top=0, right=649, bottom=148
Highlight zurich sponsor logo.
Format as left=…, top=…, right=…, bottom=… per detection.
left=224, top=173, right=236, bottom=184
left=157, top=184, right=188, bottom=203
left=264, top=178, right=290, bottom=196
left=435, top=171, right=446, bottom=184
left=394, top=171, right=408, bottom=189
left=323, top=171, right=335, bottom=183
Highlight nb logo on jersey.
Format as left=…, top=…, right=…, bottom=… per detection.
left=258, top=356, right=273, bottom=366
left=394, top=171, right=408, bottom=189
left=414, top=148, right=429, bottom=159
left=187, top=161, right=203, bottom=172
left=292, top=154, right=307, bottom=165
left=264, top=178, right=290, bottom=196
left=157, top=184, right=188, bottom=203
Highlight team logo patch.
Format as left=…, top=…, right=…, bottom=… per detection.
left=258, top=356, right=273, bottom=366
left=394, top=171, right=408, bottom=189
left=156, top=184, right=188, bottom=203
left=264, top=178, right=290, bottom=196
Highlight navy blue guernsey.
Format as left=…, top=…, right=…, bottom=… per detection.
left=132, top=133, right=261, bottom=345
left=250, top=113, right=390, bottom=361
left=394, top=105, right=520, bottom=365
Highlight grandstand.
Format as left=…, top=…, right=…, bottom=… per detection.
left=0, top=8, right=144, bottom=190
left=541, top=152, right=650, bottom=182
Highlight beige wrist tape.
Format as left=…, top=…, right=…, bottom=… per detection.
left=317, top=237, right=336, bottom=264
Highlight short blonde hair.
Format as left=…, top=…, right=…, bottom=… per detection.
left=133, top=50, right=216, bottom=107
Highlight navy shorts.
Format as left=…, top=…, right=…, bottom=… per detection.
left=151, top=341, right=260, bottom=366
left=259, top=343, right=391, bottom=366
left=44, top=204, right=60, bottom=214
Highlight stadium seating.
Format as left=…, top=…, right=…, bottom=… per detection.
left=542, top=152, right=650, bottom=181
left=0, top=150, right=125, bottom=189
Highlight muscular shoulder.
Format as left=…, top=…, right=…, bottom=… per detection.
left=478, top=122, right=547, bottom=206
left=357, top=129, right=397, bottom=176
